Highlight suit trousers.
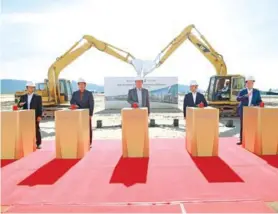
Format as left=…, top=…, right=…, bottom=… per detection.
left=240, top=116, right=243, bottom=142
left=89, top=119, right=92, bottom=145
left=36, top=121, right=42, bottom=146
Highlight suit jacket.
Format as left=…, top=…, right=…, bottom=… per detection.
left=18, top=93, right=42, bottom=118
left=236, top=88, right=262, bottom=118
left=127, top=88, right=150, bottom=114
left=70, top=90, right=94, bottom=116
left=183, top=92, right=208, bottom=118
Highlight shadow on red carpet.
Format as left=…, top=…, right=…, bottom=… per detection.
left=17, top=159, right=80, bottom=186
left=190, top=156, right=244, bottom=183
left=110, top=157, right=149, bottom=187
left=1, top=159, right=17, bottom=168
left=258, top=155, right=278, bottom=168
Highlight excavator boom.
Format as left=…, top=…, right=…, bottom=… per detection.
left=156, top=25, right=227, bottom=76
left=48, top=35, right=136, bottom=104
left=153, top=24, right=245, bottom=117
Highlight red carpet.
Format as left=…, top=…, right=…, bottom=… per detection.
left=1, top=137, right=278, bottom=213
left=1, top=159, right=17, bottom=168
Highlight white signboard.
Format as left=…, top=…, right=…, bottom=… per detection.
left=104, top=77, right=178, bottom=109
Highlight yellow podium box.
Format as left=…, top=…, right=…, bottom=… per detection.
left=243, top=107, right=278, bottom=155
left=55, top=109, right=90, bottom=159
left=121, top=107, right=149, bottom=157
left=186, top=107, right=219, bottom=156
left=1, top=110, right=36, bottom=159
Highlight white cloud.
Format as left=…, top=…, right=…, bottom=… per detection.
left=1, top=0, right=278, bottom=90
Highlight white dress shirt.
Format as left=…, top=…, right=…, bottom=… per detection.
left=136, top=88, right=143, bottom=107
left=192, top=92, right=197, bottom=104
left=27, top=93, right=34, bottom=109
left=247, top=89, right=253, bottom=106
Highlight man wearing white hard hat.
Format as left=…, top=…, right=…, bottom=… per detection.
left=70, top=78, right=94, bottom=147
left=18, top=81, right=43, bottom=149
left=127, top=76, right=150, bottom=114
left=183, top=80, right=207, bottom=118
left=236, top=75, right=262, bottom=145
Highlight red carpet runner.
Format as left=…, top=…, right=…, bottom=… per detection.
left=1, top=137, right=278, bottom=213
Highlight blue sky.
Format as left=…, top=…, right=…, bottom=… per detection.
left=1, top=0, right=278, bottom=90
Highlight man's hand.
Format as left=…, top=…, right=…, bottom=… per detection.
left=89, top=116, right=92, bottom=120
left=132, top=103, right=139, bottom=108
left=70, top=104, right=78, bottom=110
left=259, top=102, right=265, bottom=107
left=19, top=102, right=25, bottom=106
left=198, top=102, right=204, bottom=108
left=37, top=117, right=42, bottom=122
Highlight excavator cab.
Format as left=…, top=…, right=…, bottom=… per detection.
left=206, top=75, right=245, bottom=116
left=15, top=79, right=73, bottom=106
left=57, top=79, right=73, bottom=103
left=42, top=78, right=72, bottom=104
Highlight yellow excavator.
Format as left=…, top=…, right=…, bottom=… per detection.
left=14, top=35, right=136, bottom=117
left=153, top=24, right=245, bottom=116
left=15, top=25, right=244, bottom=117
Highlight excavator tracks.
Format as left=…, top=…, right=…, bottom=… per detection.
left=42, top=106, right=70, bottom=119
left=210, top=105, right=239, bottom=118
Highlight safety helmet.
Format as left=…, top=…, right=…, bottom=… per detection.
left=25, top=81, right=36, bottom=87
left=245, top=76, right=255, bottom=82
left=77, top=78, right=86, bottom=83
left=189, top=80, right=198, bottom=86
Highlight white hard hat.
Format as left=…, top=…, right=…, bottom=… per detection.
left=134, top=76, right=144, bottom=81
left=77, top=78, right=86, bottom=83
left=189, top=80, right=198, bottom=86
left=245, top=76, right=255, bottom=82
left=26, top=81, right=36, bottom=87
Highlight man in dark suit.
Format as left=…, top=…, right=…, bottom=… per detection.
left=70, top=78, right=94, bottom=147
left=183, top=80, right=208, bottom=118
left=127, top=76, right=150, bottom=115
left=236, top=76, right=262, bottom=145
left=18, top=81, right=43, bottom=149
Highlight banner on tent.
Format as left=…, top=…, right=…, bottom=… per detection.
left=104, top=77, right=178, bottom=109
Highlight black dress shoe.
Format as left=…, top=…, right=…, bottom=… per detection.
left=36, top=145, right=42, bottom=149
left=237, top=142, right=242, bottom=145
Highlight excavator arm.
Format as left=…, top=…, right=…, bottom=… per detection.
left=155, top=24, right=227, bottom=76
left=48, top=35, right=136, bottom=104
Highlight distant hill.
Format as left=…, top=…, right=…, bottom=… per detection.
left=267, top=89, right=278, bottom=95
left=0, top=79, right=27, bottom=94
left=71, top=81, right=104, bottom=92
left=261, top=89, right=278, bottom=95
left=178, top=84, right=204, bottom=94
left=0, top=79, right=104, bottom=94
